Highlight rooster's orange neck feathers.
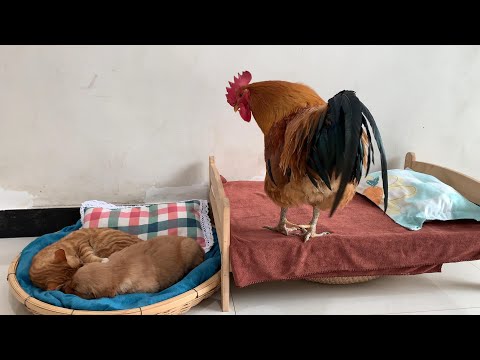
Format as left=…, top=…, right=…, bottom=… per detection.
left=246, top=81, right=326, bottom=134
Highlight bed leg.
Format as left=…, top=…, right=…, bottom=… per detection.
left=221, top=261, right=230, bottom=312
left=221, top=203, right=231, bottom=312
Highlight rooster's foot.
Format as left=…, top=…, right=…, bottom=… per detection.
left=263, top=224, right=300, bottom=236
left=303, top=229, right=331, bottom=242
left=285, top=221, right=313, bottom=234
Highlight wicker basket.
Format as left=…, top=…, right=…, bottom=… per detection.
left=7, top=255, right=220, bottom=315
left=306, top=276, right=381, bottom=285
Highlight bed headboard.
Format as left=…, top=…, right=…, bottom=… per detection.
left=404, top=152, right=480, bottom=205
left=208, top=156, right=230, bottom=312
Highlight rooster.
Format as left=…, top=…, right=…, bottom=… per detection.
left=225, top=71, right=388, bottom=242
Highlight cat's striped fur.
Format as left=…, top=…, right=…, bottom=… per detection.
left=64, top=235, right=204, bottom=299
left=29, top=228, right=141, bottom=291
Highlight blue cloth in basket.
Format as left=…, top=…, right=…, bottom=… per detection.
left=16, top=220, right=221, bottom=311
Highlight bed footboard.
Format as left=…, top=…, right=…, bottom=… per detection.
left=208, top=156, right=231, bottom=312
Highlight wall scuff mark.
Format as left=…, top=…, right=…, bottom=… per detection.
left=0, top=187, right=35, bottom=210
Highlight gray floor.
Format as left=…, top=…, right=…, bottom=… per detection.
left=4, top=237, right=480, bottom=315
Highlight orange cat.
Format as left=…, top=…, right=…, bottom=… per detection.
left=63, top=235, right=204, bottom=299
left=29, top=228, right=142, bottom=291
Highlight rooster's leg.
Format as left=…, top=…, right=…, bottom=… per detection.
left=303, top=206, right=330, bottom=242
left=263, top=207, right=300, bottom=236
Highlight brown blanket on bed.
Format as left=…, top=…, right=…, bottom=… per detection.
left=224, top=181, right=480, bottom=287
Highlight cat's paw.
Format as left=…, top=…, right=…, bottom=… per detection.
left=101, top=258, right=109, bottom=263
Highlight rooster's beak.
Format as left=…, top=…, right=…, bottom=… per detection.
left=234, top=104, right=239, bottom=112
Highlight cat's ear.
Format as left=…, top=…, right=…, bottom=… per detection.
left=54, top=248, right=82, bottom=268
left=53, top=249, right=67, bottom=264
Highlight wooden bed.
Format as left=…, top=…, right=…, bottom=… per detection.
left=208, top=152, right=480, bottom=312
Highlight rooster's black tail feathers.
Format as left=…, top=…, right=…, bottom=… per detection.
left=306, top=90, right=388, bottom=217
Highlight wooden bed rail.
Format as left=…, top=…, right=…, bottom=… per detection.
left=404, top=152, right=480, bottom=205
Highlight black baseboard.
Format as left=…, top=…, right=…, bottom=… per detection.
left=0, top=208, right=80, bottom=238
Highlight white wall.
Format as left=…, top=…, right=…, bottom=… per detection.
left=0, top=45, right=479, bottom=209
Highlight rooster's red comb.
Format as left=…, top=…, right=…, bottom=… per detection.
left=225, top=71, right=252, bottom=106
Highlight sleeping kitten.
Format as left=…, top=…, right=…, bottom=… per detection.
left=63, top=235, right=204, bottom=299
left=29, top=228, right=142, bottom=291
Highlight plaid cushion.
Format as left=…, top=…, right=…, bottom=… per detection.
left=80, top=200, right=214, bottom=253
